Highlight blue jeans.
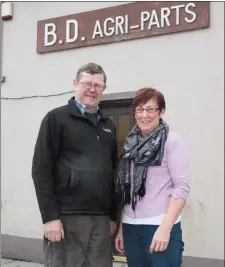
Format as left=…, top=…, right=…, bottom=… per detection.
left=122, top=222, right=184, bottom=267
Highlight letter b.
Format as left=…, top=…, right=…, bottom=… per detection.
left=44, top=23, right=57, bottom=47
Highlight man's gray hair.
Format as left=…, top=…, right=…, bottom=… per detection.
left=76, top=62, right=107, bottom=84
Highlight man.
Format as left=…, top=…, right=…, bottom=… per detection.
left=32, top=63, right=118, bottom=267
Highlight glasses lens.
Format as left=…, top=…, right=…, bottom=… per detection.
left=81, top=82, right=104, bottom=91
left=82, top=82, right=92, bottom=89
left=95, top=84, right=104, bottom=91
left=136, top=108, right=143, bottom=113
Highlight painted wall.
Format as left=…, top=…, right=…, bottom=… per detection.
left=1, top=1, right=224, bottom=260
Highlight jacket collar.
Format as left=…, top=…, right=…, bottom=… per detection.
left=68, top=97, right=108, bottom=121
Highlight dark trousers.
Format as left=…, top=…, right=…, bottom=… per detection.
left=123, top=222, right=184, bottom=267
left=44, top=215, right=112, bottom=267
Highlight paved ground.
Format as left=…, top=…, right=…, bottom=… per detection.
left=1, top=258, right=128, bottom=267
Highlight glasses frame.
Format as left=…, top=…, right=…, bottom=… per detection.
left=134, top=107, right=160, bottom=114
left=78, top=81, right=106, bottom=92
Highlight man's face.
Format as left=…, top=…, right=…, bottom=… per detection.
left=73, top=72, right=105, bottom=108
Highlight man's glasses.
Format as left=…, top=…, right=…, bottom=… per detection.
left=79, top=81, right=106, bottom=92
left=135, top=107, right=160, bottom=114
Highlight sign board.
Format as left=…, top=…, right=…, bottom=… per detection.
left=36, top=1, right=210, bottom=54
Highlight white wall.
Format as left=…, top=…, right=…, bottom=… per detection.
left=1, top=1, right=224, bottom=260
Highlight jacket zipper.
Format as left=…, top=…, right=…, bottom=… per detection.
left=96, top=128, right=104, bottom=210
left=97, top=136, right=101, bottom=150
left=71, top=112, right=102, bottom=152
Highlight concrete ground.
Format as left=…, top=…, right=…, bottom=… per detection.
left=1, top=258, right=128, bottom=267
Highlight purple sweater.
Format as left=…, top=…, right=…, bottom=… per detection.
left=123, top=131, right=190, bottom=218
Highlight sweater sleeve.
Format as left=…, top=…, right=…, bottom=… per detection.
left=167, top=133, right=190, bottom=203
left=32, top=111, right=60, bottom=224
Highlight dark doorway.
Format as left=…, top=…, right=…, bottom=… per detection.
left=100, top=98, right=135, bottom=155
left=100, top=97, right=135, bottom=262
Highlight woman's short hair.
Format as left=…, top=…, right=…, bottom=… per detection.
left=132, top=88, right=166, bottom=111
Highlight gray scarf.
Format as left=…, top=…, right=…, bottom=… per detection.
left=115, top=119, right=169, bottom=210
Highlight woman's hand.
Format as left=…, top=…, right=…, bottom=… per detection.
left=149, top=225, right=171, bottom=253
left=115, top=229, right=125, bottom=254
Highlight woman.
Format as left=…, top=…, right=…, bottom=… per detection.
left=115, top=88, right=190, bottom=267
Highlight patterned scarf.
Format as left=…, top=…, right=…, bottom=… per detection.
left=115, top=119, right=169, bottom=210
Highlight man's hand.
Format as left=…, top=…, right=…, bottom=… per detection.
left=109, top=220, right=116, bottom=236
left=149, top=225, right=170, bottom=253
left=44, top=219, right=64, bottom=242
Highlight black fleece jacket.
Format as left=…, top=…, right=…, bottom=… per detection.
left=32, top=97, right=118, bottom=224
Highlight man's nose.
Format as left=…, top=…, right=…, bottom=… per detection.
left=89, top=85, right=96, bottom=92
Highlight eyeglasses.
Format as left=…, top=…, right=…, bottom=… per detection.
left=79, top=81, right=106, bottom=92
left=135, top=107, right=160, bottom=114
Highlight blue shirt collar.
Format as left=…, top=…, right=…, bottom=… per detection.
left=74, top=99, right=99, bottom=114
left=74, top=99, right=86, bottom=114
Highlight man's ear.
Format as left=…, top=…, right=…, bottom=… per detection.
left=73, top=79, right=78, bottom=87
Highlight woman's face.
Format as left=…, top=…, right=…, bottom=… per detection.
left=135, top=98, right=164, bottom=136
